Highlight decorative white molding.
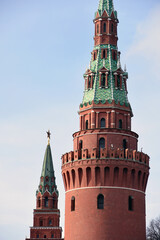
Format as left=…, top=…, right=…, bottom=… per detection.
left=66, top=186, right=145, bottom=195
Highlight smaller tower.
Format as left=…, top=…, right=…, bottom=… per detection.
left=26, top=131, right=63, bottom=240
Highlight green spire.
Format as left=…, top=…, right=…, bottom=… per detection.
left=96, top=0, right=117, bottom=18
left=37, top=133, right=58, bottom=196
left=98, top=0, right=114, bottom=16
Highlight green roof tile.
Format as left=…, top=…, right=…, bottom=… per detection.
left=37, top=143, right=58, bottom=196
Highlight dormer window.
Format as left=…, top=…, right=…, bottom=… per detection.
left=103, top=50, right=106, bottom=59
left=93, top=52, right=96, bottom=60
left=117, top=75, right=120, bottom=89
left=88, top=76, right=91, bottom=88
left=101, top=73, right=105, bottom=88
left=104, top=23, right=106, bottom=32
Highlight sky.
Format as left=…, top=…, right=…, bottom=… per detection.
left=0, top=0, right=160, bottom=239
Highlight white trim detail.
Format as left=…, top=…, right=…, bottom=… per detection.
left=66, top=186, right=145, bottom=194
left=73, top=131, right=137, bottom=139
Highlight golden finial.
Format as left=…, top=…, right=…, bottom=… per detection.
left=46, top=130, right=51, bottom=145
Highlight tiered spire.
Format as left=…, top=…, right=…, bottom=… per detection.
left=37, top=131, right=58, bottom=196
left=82, top=0, right=129, bottom=107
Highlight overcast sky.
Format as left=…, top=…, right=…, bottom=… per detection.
left=0, top=0, right=160, bottom=239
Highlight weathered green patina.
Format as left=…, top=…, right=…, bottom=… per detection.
left=82, top=0, right=129, bottom=107
left=37, top=143, right=58, bottom=196
left=96, top=0, right=117, bottom=18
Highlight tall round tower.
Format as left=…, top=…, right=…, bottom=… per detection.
left=62, top=1, right=150, bottom=240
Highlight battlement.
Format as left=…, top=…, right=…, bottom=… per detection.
left=61, top=148, right=149, bottom=166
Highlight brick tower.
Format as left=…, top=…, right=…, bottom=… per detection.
left=26, top=132, right=63, bottom=240
left=61, top=1, right=150, bottom=240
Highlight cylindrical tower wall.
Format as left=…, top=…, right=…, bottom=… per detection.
left=65, top=188, right=146, bottom=240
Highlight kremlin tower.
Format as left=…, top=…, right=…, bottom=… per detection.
left=61, top=0, right=150, bottom=240
left=26, top=132, right=63, bottom=240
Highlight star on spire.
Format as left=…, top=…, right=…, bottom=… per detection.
left=46, top=130, right=51, bottom=145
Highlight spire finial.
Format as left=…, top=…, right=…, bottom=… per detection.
left=46, top=130, right=51, bottom=145
left=124, top=64, right=127, bottom=72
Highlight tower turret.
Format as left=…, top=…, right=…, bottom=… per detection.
left=26, top=132, right=63, bottom=240
left=62, top=0, right=150, bottom=240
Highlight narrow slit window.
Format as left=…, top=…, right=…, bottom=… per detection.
left=119, top=119, right=122, bottom=129
left=38, top=197, right=41, bottom=208
left=86, top=120, right=89, bottom=130
left=103, top=50, right=106, bottom=59
left=97, top=194, right=104, bottom=209
left=128, top=196, right=134, bottom=211
left=71, top=196, right=75, bottom=211
left=88, top=76, right=91, bottom=88
left=111, top=23, right=114, bottom=33
left=101, top=73, right=105, bottom=88
left=104, top=23, right=106, bottom=32
left=97, top=24, right=99, bottom=34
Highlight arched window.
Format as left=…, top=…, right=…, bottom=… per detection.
left=44, top=197, right=48, bottom=207
left=99, top=138, right=105, bottom=149
left=44, top=235, right=47, bottom=239
left=71, top=196, right=75, bottom=211
left=104, top=23, right=106, bottom=32
left=39, top=219, right=43, bottom=226
left=111, top=23, right=114, bottom=33
left=128, top=196, right=134, bottom=211
left=88, top=76, right=91, bottom=88
left=51, top=234, right=54, bottom=238
left=36, top=234, right=39, bottom=238
left=86, top=120, right=88, bottom=130
left=53, top=198, right=55, bottom=208
left=103, top=50, right=106, bottom=59
left=101, top=73, right=105, bottom=88
left=97, top=194, right=104, bottom=209
left=119, top=119, right=122, bottom=129
left=48, top=219, right=52, bottom=226
left=38, top=197, right=41, bottom=208
left=79, top=140, right=83, bottom=150
left=97, top=24, right=99, bottom=34
left=100, top=118, right=106, bottom=128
